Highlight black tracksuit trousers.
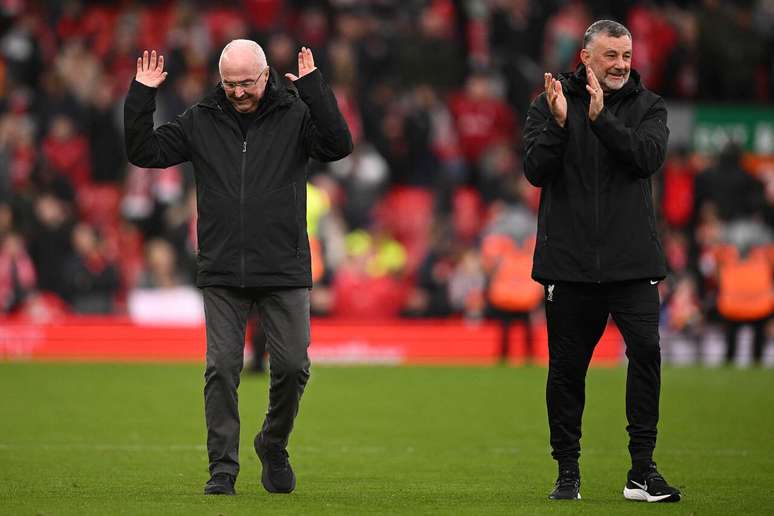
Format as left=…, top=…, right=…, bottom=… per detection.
left=201, top=286, right=311, bottom=478
left=544, top=280, right=661, bottom=470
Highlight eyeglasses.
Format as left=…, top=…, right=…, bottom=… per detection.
left=221, top=68, right=268, bottom=91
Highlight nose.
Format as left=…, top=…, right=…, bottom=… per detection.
left=234, top=86, right=245, bottom=97
left=615, top=55, right=626, bottom=69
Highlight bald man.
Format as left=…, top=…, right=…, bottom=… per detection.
left=124, top=40, right=352, bottom=495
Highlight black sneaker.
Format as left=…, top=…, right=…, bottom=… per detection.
left=548, top=469, right=581, bottom=500
left=204, top=472, right=236, bottom=495
left=254, top=434, right=296, bottom=493
left=623, top=463, right=681, bottom=502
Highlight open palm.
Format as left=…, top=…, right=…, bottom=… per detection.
left=544, top=72, right=567, bottom=128
left=136, top=50, right=167, bottom=88
left=285, top=47, right=317, bottom=82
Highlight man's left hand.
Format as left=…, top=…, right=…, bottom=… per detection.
left=285, top=47, right=317, bottom=82
left=585, top=67, right=604, bottom=121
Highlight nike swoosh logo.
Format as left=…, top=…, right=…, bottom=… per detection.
left=649, top=280, right=658, bottom=285
left=631, top=480, right=647, bottom=490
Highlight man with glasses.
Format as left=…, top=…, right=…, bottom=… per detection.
left=124, top=40, right=352, bottom=495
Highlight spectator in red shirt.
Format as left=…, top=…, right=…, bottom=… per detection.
left=42, top=114, right=92, bottom=188
left=449, top=70, right=516, bottom=176
left=0, top=202, right=36, bottom=314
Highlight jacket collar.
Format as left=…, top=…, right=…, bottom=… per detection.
left=197, top=68, right=297, bottom=112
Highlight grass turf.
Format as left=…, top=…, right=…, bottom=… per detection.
left=0, top=363, right=772, bottom=515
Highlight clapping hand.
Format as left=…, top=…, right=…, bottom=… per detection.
left=585, top=67, right=604, bottom=121
left=284, top=47, right=317, bottom=82
left=136, top=50, right=167, bottom=88
left=544, top=73, right=567, bottom=128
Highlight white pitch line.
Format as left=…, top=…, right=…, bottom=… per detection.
left=0, top=444, right=764, bottom=458
left=0, top=443, right=206, bottom=452
left=580, top=447, right=757, bottom=457
left=0, top=443, right=414, bottom=454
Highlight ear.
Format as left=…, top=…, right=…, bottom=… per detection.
left=580, top=48, right=590, bottom=66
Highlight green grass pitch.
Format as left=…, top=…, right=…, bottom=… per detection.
left=1, top=363, right=773, bottom=515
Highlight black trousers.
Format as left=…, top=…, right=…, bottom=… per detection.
left=544, top=280, right=661, bottom=469
left=201, top=286, right=311, bottom=478
left=724, top=318, right=768, bottom=365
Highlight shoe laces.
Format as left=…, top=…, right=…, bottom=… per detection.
left=556, top=469, right=580, bottom=488
left=646, top=470, right=665, bottom=482
left=211, top=472, right=232, bottom=484
left=636, top=462, right=669, bottom=490
left=645, top=469, right=669, bottom=490
left=266, top=445, right=290, bottom=471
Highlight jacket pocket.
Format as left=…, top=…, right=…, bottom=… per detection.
left=196, top=188, right=240, bottom=276
left=244, top=183, right=301, bottom=273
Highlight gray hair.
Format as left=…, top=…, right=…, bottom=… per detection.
left=583, top=20, right=631, bottom=48
left=218, top=39, right=267, bottom=75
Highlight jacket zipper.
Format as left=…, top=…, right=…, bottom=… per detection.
left=201, top=93, right=293, bottom=287
left=238, top=107, right=278, bottom=288
left=240, top=139, right=247, bottom=287
left=640, top=180, right=656, bottom=234
left=594, top=138, right=601, bottom=282
left=292, top=182, right=300, bottom=258
left=543, top=185, right=551, bottom=244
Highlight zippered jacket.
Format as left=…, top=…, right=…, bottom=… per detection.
left=124, top=69, right=352, bottom=288
left=523, top=64, right=668, bottom=284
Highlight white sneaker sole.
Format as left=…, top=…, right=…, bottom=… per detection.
left=623, top=487, right=675, bottom=502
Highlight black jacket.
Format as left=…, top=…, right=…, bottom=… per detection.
left=523, top=65, right=668, bottom=284
left=124, top=69, right=352, bottom=288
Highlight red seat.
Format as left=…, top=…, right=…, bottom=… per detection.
left=77, top=184, right=122, bottom=230
left=332, top=268, right=408, bottom=319
left=453, top=187, right=484, bottom=242
left=114, top=224, right=144, bottom=296
left=374, top=187, right=433, bottom=240
left=373, top=187, right=434, bottom=274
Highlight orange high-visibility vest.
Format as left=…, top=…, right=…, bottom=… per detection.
left=717, top=246, right=774, bottom=321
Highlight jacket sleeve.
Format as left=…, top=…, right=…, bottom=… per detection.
left=294, top=69, right=354, bottom=162
left=589, top=96, right=668, bottom=178
left=522, top=93, right=568, bottom=187
left=124, top=79, right=191, bottom=169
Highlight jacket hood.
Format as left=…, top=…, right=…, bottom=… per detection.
left=559, top=63, right=642, bottom=102
left=197, top=67, right=297, bottom=111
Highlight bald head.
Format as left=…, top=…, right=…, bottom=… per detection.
left=219, top=39, right=267, bottom=76
left=219, top=40, right=270, bottom=113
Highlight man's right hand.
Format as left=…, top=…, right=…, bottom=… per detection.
left=135, top=50, right=167, bottom=88
left=544, top=73, right=567, bottom=128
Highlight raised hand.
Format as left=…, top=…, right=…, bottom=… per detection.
left=585, top=67, right=604, bottom=121
left=135, top=50, right=168, bottom=88
left=544, top=73, right=567, bottom=128
left=285, top=47, right=317, bottom=82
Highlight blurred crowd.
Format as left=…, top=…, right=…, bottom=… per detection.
left=0, top=0, right=772, bottom=361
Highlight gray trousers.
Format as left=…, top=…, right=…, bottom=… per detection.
left=201, top=286, right=311, bottom=477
